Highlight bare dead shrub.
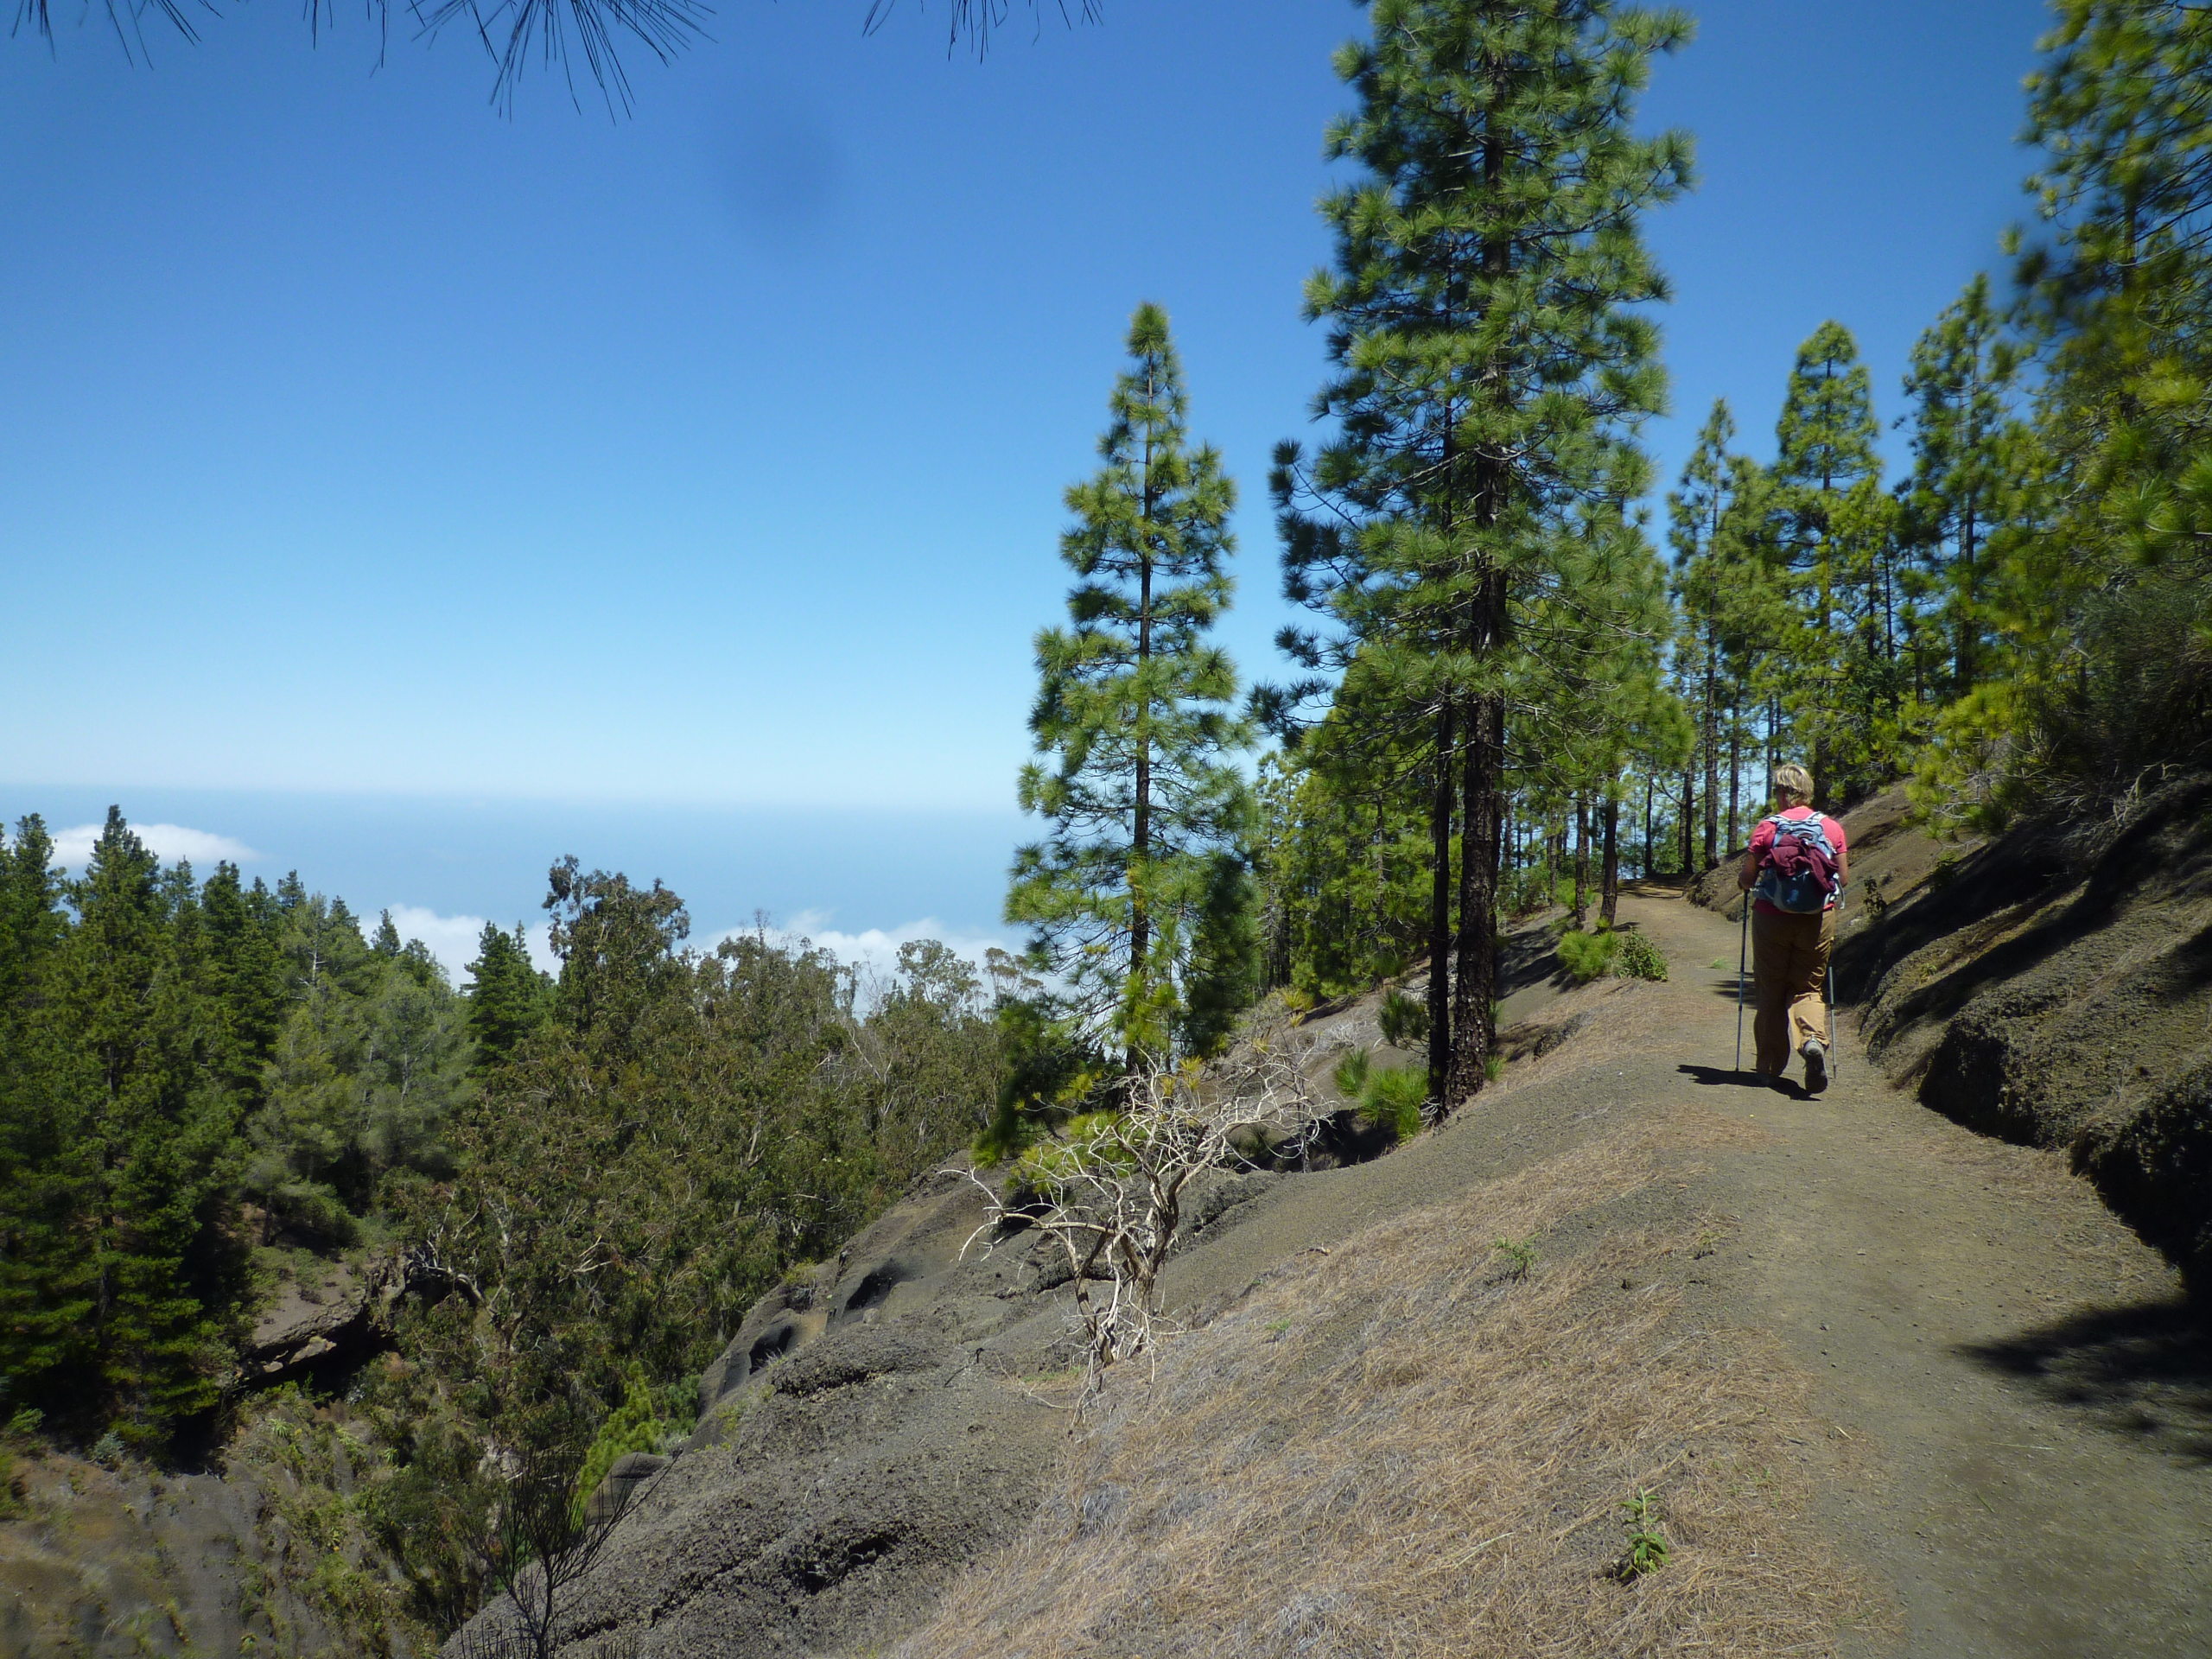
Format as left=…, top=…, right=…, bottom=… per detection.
left=966, top=1035, right=1333, bottom=1402
left=457, top=1429, right=656, bottom=1659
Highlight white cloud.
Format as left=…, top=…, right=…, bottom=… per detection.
left=703, top=910, right=1014, bottom=989
left=45, top=821, right=262, bottom=870
left=381, top=907, right=1006, bottom=1000
left=382, top=906, right=557, bottom=986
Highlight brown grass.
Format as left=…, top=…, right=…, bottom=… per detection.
left=891, top=1113, right=1877, bottom=1659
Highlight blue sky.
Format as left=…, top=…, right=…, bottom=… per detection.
left=3, top=0, right=2053, bottom=976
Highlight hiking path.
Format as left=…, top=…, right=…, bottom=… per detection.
left=1619, top=885, right=2209, bottom=1658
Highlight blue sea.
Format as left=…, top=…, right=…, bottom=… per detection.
left=1, top=785, right=1027, bottom=982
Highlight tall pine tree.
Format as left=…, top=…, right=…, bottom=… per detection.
left=1274, top=0, right=1691, bottom=1105
left=1007, top=303, right=1253, bottom=1062
left=1669, top=399, right=1738, bottom=867
left=467, top=921, right=553, bottom=1073
left=1772, top=320, right=1882, bottom=799
left=46, top=810, right=245, bottom=1440
left=1897, top=273, right=2024, bottom=700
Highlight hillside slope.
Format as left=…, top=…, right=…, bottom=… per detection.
left=450, top=887, right=2210, bottom=1659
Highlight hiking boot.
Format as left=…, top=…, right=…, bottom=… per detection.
left=1802, top=1039, right=1830, bottom=1095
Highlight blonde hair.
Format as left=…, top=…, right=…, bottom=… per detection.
left=1772, top=763, right=1815, bottom=805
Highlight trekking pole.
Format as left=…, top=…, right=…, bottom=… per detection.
left=1827, top=968, right=1839, bottom=1084
left=1827, top=897, right=1842, bottom=1084
left=1734, top=897, right=1749, bottom=1073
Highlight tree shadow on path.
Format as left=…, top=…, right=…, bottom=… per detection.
left=1961, top=1297, right=2212, bottom=1465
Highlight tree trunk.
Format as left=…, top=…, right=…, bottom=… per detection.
left=1701, top=619, right=1719, bottom=868
left=1572, top=797, right=1590, bottom=929
left=1680, top=768, right=1694, bottom=876
left=1448, top=684, right=1504, bottom=1107
left=1125, top=419, right=1157, bottom=1069
left=1641, top=774, right=1654, bottom=880
left=1726, top=704, right=1743, bottom=854
left=1957, top=497, right=1978, bottom=694
left=1442, top=104, right=1511, bottom=1113
left=1427, top=702, right=1455, bottom=1106
left=1600, top=796, right=1620, bottom=928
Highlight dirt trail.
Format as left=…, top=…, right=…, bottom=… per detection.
left=1618, top=886, right=2211, bottom=1658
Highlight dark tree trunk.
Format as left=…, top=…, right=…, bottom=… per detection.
left=1125, top=423, right=1157, bottom=1070
left=1572, top=797, right=1590, bottom=929
left=1427, top=703, right=1455, bottom=1106
left=1957, top=497, right=1978, bottom=695
left=1442, top=105, right=1511, bottom=1114
left=1641, top=774, right=1654, bottom=880
left=1448, top=683, right=1504, bottom=1107
left=1679, top=769, right=1694, bottom=875
left=1701, top=620, right=1719, bottom=868
left=1727, top=705, right=1743, bottom=855
left=1600, top=796, right=1620, bottom=928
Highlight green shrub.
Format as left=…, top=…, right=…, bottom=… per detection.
left=1618, top=1487, right=1670, bottom=1580
left=1332, top=1047, right=1373, bottom=1099
left=570, top=1367, right=674, bottom=1527
left=1377, top=987, right=1428, bottom=1048
left=1491, top=1236, right=1537, bottom=1279
left=1555, top=928, right=1618, bottom=984
left=1362, top=1065, right=1428, bottom=1141
left=1557, top=927, right=1665, bottom=984
left=1612, top=931, right=1668, bottom=982
left=1333, top=1046, right=1427, bottom=1141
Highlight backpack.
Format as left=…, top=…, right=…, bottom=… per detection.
left=1754, top=813, right=1840, bottom=914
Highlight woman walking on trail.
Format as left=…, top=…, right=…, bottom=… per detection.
left=1737, top=763, right=1848, bottom=1092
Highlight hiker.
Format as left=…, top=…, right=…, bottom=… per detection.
left=1736, top=763, right=1848, bottom=1092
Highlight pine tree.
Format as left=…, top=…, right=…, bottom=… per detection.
left=1773, top=320, right=1882, bottom=796
left=194, top=861, right=287, bottom=1103
left=1275, top=0, right=1690, bottom=1104
left=1987, top=0, right=2212, bottom=806
left=1007, top=302, right=1254, bottom=1063
left=250, top=893, right=380, bottom=1236
left=47, top=810, right=243, bottom=1440
left=1897, top=273, right=2024, bottom=700
left=1669, top=400, right=1738, bottom=867
left=467, top=921, right=552, bottom=1073
left=0, top=815, right=92, bottom=1414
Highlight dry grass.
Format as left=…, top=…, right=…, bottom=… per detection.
left=892, top=1113, right=1876, bottom=1659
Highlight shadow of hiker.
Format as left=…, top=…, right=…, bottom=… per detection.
left=1677, top=1063, right=1802, bottom=1098
left=1960, top=1296, right=2212, bottom=1465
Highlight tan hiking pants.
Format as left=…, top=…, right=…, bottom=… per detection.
left=1751, top=905, right=1834, bottom=1076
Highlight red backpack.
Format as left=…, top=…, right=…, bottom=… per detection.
left=1754, top=814, right=1840, bottom=913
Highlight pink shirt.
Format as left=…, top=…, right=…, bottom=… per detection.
left=1750, top=805, right=1847, bottom=916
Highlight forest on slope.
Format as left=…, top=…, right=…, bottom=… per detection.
left=3, top=1, right=2208, bottom=1653
left=0, top=812, right=1007, bottom=1648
